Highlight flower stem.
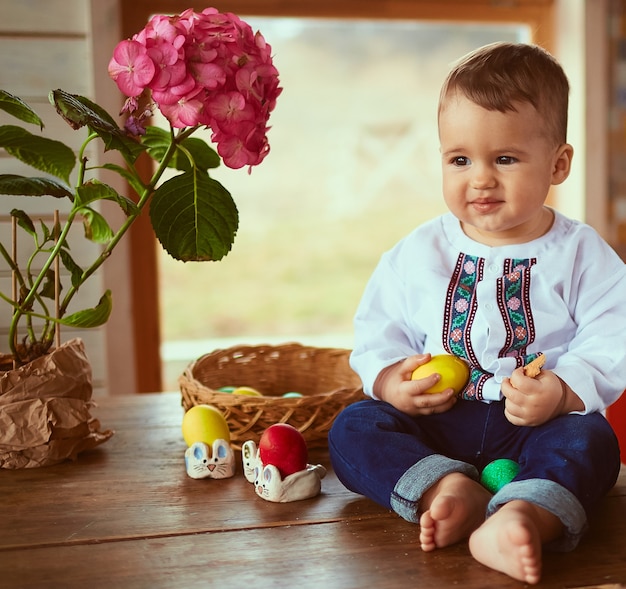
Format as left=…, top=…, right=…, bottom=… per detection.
left=57, top=125, right=195, bottom=318
left=6, top=123, right=198, bottom=362
left=7, top=208, right=78, bottom=359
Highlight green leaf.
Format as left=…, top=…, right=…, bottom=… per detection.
left=39, top=269, right=58, bottom=300
left=73, top=95, right=121, bottom=130
left=40, top=219, right=52, bottom=242
left=79, top=207, right=114, bottom=243
left=72, top=94, right=145, bottom=160
left=76, top=179, right=138, bottom=216
left=178, top=137, right=221, bottom=171
left=149, top=170, right=238, bottom=262
left=141, top=126, right=170, bottom=158
left=0, top=90, right=44, bottom=129
left=59, top=248, right=84, bottom=287
left=18, top=284, right=33, bottom=310
left=57, top=290, right=112, bottom=328
left=0, top=125, right=76, bottom=183
left=142, top=127, right=220, bottom=172
left=50, top=89, right=117, bottom=131
left=49, top=90, right=145, bottom=163
left=51, top=216, right=62, bottom=241
left=100, top=162, right=146, bottom=196
left=0, top=174, right=73, bottom=199
left=10, top=209, right=36, bottom=237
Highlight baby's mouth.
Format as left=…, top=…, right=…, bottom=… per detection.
left=469, top=198, right=502, bottom=213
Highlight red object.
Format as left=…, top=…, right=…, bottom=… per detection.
left=259, top=424, right=308, bottom=478
left=607, top=392, right=626, bottom=465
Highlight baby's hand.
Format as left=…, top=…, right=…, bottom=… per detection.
left=374, top=354, right=457, bottom=416
left=501, top=368, right=567, bottom=426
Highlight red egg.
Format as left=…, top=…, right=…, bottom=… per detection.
left=258, top=423, right=308, bottom=478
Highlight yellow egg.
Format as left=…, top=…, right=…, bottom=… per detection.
left=232, top=386, right=263, bottom=397
left=411, top=354, right=470, bottom=394
left=182, top=404, right=230, bottom=447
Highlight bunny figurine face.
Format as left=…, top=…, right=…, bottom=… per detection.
left=241, top=440, right=261, bottom=483
left=253, top=462, right=326, bottom=502
left=184, top=439, right=235, bottom=480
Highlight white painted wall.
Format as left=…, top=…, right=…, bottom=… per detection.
left=0, top=0, right=112, bottom=394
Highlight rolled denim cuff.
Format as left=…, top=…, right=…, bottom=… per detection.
left=390, top=454, right=479, bottom=523
left=487, top=479, right=588, bottom=552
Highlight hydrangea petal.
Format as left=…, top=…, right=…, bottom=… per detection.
left=108, top=40, right=156, bottom=97
left=108, top=9, right=281, bottom=169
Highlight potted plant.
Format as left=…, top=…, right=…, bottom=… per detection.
left=0, top=8, right=281, bottom=468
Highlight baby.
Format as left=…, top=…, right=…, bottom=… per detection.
left=329, top=42, right=626, bottom=584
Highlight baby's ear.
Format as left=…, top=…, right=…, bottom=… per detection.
left=551, top=143, right=574, bottom=185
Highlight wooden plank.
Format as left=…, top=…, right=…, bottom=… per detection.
left=0, top=38, right=90, bottom=97
left=0, top=393, right=364, bottom=549
left=0, top=393, right=624, bottom=589
left=0, top=495, right=624, bottom=589
left=0, top=423, right=386, bottom=548
left=123, top=0, right=554, bottom=31
left=0, top=0, right=87, bottom=34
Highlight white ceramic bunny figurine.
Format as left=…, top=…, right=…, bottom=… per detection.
left=242, top=439, right=326, bottom=502
left=253, top=462, right=327, bottom=503
left=242, top=440, right=262, bottom=483
left=185, top=439, right=235, bottom=480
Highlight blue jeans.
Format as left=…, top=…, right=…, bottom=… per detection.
left=328, top=398, right=621, bottom=551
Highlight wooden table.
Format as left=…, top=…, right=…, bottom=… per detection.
left=1, top=393, right=625, bottom=589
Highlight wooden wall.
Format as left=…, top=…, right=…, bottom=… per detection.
left=0, top=0, right=111, bottom=395
left=609, top=0, right=626, bottom=259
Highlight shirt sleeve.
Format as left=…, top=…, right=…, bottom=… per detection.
left=350, top=250, right=424, bottom=398
left=549, top=228, right=626, bottom=413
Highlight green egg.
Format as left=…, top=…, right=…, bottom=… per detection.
left=480, top=459, right=520, bottom=494
left=218, top=386, right=237, bottom=393
left=282, top=391, right=303, bottom=398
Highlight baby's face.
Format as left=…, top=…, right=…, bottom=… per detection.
left=438, top=92, right=572, bottom=246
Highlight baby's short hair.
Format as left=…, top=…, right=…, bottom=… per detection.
left=438, top=42, right=569, bottom=145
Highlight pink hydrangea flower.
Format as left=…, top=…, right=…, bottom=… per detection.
left=108, top=40, right=156, bottom=97
left=108, top=8, right=282, bottom=170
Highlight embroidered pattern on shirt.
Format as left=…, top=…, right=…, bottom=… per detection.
left=497, top=258, right=537, bottom=367
left=442, top=254, right=539, bottom=400
left=442, top=254, right=489, bottom=400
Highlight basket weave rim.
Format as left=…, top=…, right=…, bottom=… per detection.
left=178, top=342, right=365, bottom=449
left=180, top=342, right=362, bottom=399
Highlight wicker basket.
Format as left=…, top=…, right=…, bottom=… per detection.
left=179, top=343, right=365, bottom=449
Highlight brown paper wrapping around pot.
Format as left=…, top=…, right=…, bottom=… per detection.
left=0, top=338, right=114, bottom=469
left=179, top=343, right=365, bottom=449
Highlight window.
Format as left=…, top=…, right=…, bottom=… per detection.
left=159, top=18, right=529, bottom=389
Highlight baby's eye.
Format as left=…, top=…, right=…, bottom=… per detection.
left=451, top=156, right=470, bottom=166
left=496, top=155, right=517, bottom=165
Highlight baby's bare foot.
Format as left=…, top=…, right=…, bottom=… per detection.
left=419, top=472, right=491, bottom=551
left=469, top=500, right=555, bottom=585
